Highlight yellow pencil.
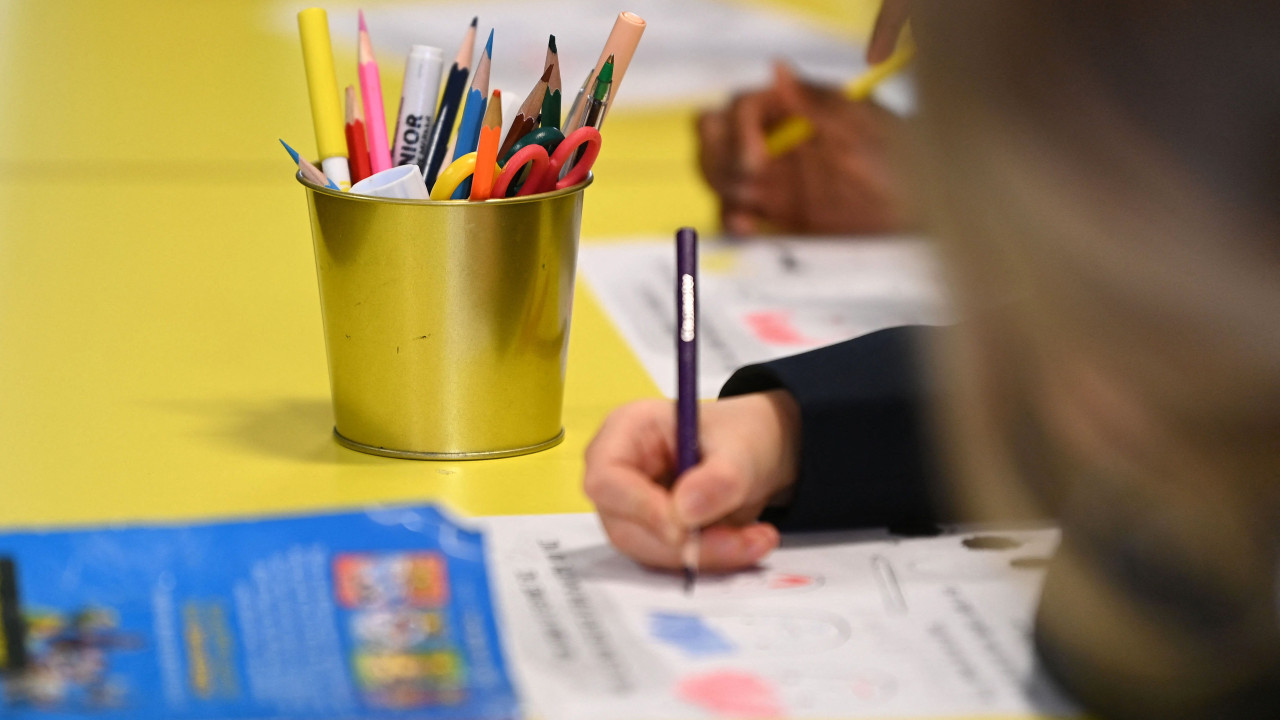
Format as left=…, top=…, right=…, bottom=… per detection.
left=764, top=42, right=915, bottom=158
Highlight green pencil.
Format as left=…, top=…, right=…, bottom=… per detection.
left=541, top=35, right=562, bottom=129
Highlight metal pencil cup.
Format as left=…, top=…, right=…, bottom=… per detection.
left=300, top=175, right=590, bottom=460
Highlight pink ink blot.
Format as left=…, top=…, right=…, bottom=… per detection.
left=767, top=573, right=814, bottom=590
left=743, top=311, right=814, bottom=346
left=677, top=670, right=784, bottom=718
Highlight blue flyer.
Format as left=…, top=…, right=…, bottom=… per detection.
left=0, top=506, right=517, bottom=719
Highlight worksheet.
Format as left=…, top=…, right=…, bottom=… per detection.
left=481, top=513, right=1079, bottom=720
left=580, top=238, right=952, bottom=398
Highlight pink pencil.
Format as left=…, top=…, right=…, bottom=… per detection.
left=358, top=10, right=392, bottom=172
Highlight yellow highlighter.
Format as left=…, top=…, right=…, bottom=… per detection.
left=298, top=8, right=351, bottom=189
left=765, top=41, right=915, bottom=158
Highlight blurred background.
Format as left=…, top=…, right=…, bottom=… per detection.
left=0, top=0, right=887, bottom=524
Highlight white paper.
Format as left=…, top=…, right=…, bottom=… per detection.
left=267, top=0, right=916, bottom=116
left=480, top=513, right=1078, bottom=720
left=580, top=237, right=952, bottom=398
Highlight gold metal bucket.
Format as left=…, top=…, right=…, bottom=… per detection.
left=299, top=175, right=590, bottom=460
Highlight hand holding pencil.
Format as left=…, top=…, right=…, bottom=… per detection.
left=583, top=392, right=799, bottom=573
left=696, top=61, right=907, bottom=236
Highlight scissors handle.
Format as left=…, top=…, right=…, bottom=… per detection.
left=544, top=126, right=602, bottom=193
left=431, top=152, right=503, bottom=201
left=503, top=126, right=564, bottom=164
left=493, top=144, right=552, bottom=198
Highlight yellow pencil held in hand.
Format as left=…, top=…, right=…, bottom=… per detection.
left=765, top=42, right=915, bottom=158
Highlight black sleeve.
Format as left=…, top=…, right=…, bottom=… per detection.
left=720, top=326, right=948, bottom=532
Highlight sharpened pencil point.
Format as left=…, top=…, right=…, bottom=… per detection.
left=358, top=9, right=367, bottom=32
left=279, top=139, right=300, bottom=162
left=484, top=28, right=494, bottom=56
left=548, top=34, right=557, bottom=53
left=683, top=567, right=695, bottom=595
left=470, top=16, right=478, bottom=27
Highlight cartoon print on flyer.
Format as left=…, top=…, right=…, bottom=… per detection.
left=1, top=602, right=144, bottom=712
left=334, top=552, right=449, bottom=609
left=333, top=551, right=466, bottom=710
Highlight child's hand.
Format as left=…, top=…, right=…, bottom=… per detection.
left=696, top=61, right=905, bottom=237
left=583, top=390, right=802, bottom=571
left=867, top=0, right=911, bottom=64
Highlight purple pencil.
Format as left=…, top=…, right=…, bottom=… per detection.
left=676, top=227, right=701, bottom=593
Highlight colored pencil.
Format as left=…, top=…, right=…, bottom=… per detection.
left=423, top=16, right=477, bottom=190
left=674, top=227, right=701, bottom=594
left=765, top=43, right=915, bottom=157
left=450, top=28, right=493, bottom=199
left=499, top=65, right=551, bottom=162
left=357, top=10, right=392, bottom=173
left=297, top=8, right=350, bottom=188
left=280, top=138, right=339, bottom=190
left=344, top=85, right=372, bottom=182
left=471, top=90, right=503, bottom=201
left=541, top=35, right=562, bottom=130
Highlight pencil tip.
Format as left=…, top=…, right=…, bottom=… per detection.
left=485, top=29, right=494, bottom=55
left=470, top=16, right=478, bottom=27
left=683, top=568, right=695, bottom=595
left=548, top=34, right=557, bottom=53
left=358, top=9, right=367, bottom=32
left=279, top=139, right=300, bottom=162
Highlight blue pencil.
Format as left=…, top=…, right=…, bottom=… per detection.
left=280, top=139, right=339, bottom=190
left=450, top=29, right=493, bottom=199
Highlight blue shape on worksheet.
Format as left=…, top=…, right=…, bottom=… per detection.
left=648, top=612, right=735, bottom=657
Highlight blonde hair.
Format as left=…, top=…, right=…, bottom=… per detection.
left=908, top=2, right=1280, bottom=712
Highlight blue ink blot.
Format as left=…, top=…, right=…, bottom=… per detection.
left=648, top=612, right=735, bottom=657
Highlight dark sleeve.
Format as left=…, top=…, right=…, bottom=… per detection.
left=720, top=326, right=948, bottom=531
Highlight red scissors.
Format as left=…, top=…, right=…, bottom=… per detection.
left=492, top=126, right=602, bottom=198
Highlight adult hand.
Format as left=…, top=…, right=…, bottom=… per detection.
left=583, top=390, right=802, bottom=571
left=696, top=61, right=905, bottom=237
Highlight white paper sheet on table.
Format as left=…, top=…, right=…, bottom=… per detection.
left=580, top=237, right=952, bottom=398
left=480, top=513, right=1079, bottom=720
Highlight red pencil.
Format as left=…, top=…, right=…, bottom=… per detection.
left=344, top=85, right=372, bottom=182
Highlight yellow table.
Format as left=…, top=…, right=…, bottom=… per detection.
left=0, top=0, right=876, bottom=528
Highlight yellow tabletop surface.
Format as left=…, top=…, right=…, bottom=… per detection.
left=0, top=0, right=876, bottom=528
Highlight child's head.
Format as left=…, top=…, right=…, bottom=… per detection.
left=909, top=2, right=1280, bottom=713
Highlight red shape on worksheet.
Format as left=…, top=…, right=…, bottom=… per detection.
left=767, top=573, right=814, bottom=590
left=677, top=670, right=783, bottom=718
left=744, top=311, right=816, bottom=346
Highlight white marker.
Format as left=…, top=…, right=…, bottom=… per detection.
left=392, top=45, right=445, bottom=175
